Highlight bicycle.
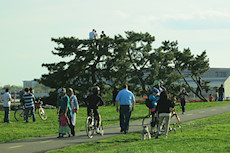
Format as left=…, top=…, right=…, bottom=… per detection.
left=14, top=98, right=47, bottom=121
left=169, top=108, right=182, bottom=133
left=86, top=109, right=104, bottom=138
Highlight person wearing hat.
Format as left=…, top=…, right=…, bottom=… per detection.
left=67, top=88, right=79, bottom=136
left=57, top=88, right=72, bottom=138
left=149, top=87, right=160, bottom=134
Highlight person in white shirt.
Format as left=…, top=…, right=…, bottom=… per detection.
left=3, top=88, right=12, bottom=123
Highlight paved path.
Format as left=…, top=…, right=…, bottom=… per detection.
left=1, top=104, right=230, bottom=153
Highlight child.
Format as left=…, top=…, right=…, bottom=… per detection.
left=209, top=94, right=214, bottom=102
left=149, top=87, right=160, bottom=134
left=57, top=111, right=71, bottom=138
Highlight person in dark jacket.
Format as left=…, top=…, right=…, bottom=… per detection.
left=218, top=84, right=224, bottom=101
left=155, top=90, right=174, bottom=138
left=85, top=86, right=104, bottom=133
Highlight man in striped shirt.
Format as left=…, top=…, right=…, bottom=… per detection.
left=23, top=88, right=36, bottom=123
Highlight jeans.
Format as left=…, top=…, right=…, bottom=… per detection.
left=25, top=107, right=36, bottom=122
left=120, top=105, right=132, bottom=132
left=180, top=100, right=186, bottom=113
left=4, top=107, right=10, bottom=122
left=219, top=94, right=223, bottom=101
left=157, top=113, right=171, bottom=137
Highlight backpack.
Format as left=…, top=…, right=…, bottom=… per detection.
left=145, top=97, right=153, bottom=109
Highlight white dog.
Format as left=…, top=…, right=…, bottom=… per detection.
left=142, top=125, right=151, bottom=140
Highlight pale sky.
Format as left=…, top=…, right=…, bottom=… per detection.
left=1, top=0, right=230, bottom=86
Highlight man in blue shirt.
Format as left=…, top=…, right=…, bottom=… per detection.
left=89, top=29, right=95, bottom=40
left=116, top=84, right=135, bottom=134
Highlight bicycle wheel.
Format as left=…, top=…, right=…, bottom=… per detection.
left=14, top=108, right=25, bottom=121
left=38, top=108, right=47, bottom=120
left=179, top=124, right=182, bottom=132
left=86, top=116, right=94, bottom=138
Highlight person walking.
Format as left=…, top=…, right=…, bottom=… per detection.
left=112, top=86, right=118, bottom=106
left=155, top=90, right=174, bottom=138
left=179, top=88, right=189, bottom=114
left=115, top=84, right=135, bottom=134
left=3, top=88, right=12, bottom=123
left=148, top=87, right=160, bottom=134
left=67, top=88, right=79, bottom=136
left=57, top=88, right=72, bottom=137
left=218, top=84, right=224, bottom=101
left=23, top=88, right=36, bottom=123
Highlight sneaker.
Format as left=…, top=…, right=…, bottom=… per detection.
left=124, top=131, right=128, bottom=134
left=57, top=134, right=63, bottom=138
left=120, top=129, right=124, bottom=133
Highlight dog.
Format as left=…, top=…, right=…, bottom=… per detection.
left=142, top=125, right=151, bottom=140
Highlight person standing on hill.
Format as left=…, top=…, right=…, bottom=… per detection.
left=89, top=29, right=96, bottom=40
left=218, top=84, right=224, bottom=101
left=3, top=88, right=12, bottom=123
left=116, top=84, right=135, bottom=134
left=100, top=31, right=106, bottom=38
left=179, top=88, right=189, bottom=115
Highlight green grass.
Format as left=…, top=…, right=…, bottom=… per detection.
left=0, top=101, right=230, bottom=143
left=47, top=111, right=230, bottom=153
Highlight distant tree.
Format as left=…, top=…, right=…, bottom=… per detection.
left=173, top=44, right=210, bottom=101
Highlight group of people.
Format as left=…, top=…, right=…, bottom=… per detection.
left=2, top=87, right=37, bottom=123
left=209, top=84, right=225, bottom=102
left=146, top=81, right=189, bottom=138
left=89, top=29, right=106, bottom=40
left=56, top=88, right=79, bottom=138
left=5, top=81, right=223, bottom=139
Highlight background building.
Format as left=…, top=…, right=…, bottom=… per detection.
left=23, top=80, right=38, bottom=88
left=182, top=68, right=230, bottom=100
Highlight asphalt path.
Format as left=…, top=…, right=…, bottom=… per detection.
left=1, top=104, right=230, bottom=153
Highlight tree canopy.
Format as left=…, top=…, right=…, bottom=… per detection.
left=39, top=31, right=209, bottom=105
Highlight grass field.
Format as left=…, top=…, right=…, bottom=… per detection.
left=0, top=101, right=230, bottom=143
left=47, top=111, right=230, bottom=153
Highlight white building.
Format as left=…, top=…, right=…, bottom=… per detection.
left=23, top=81, right=38, bottom=88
